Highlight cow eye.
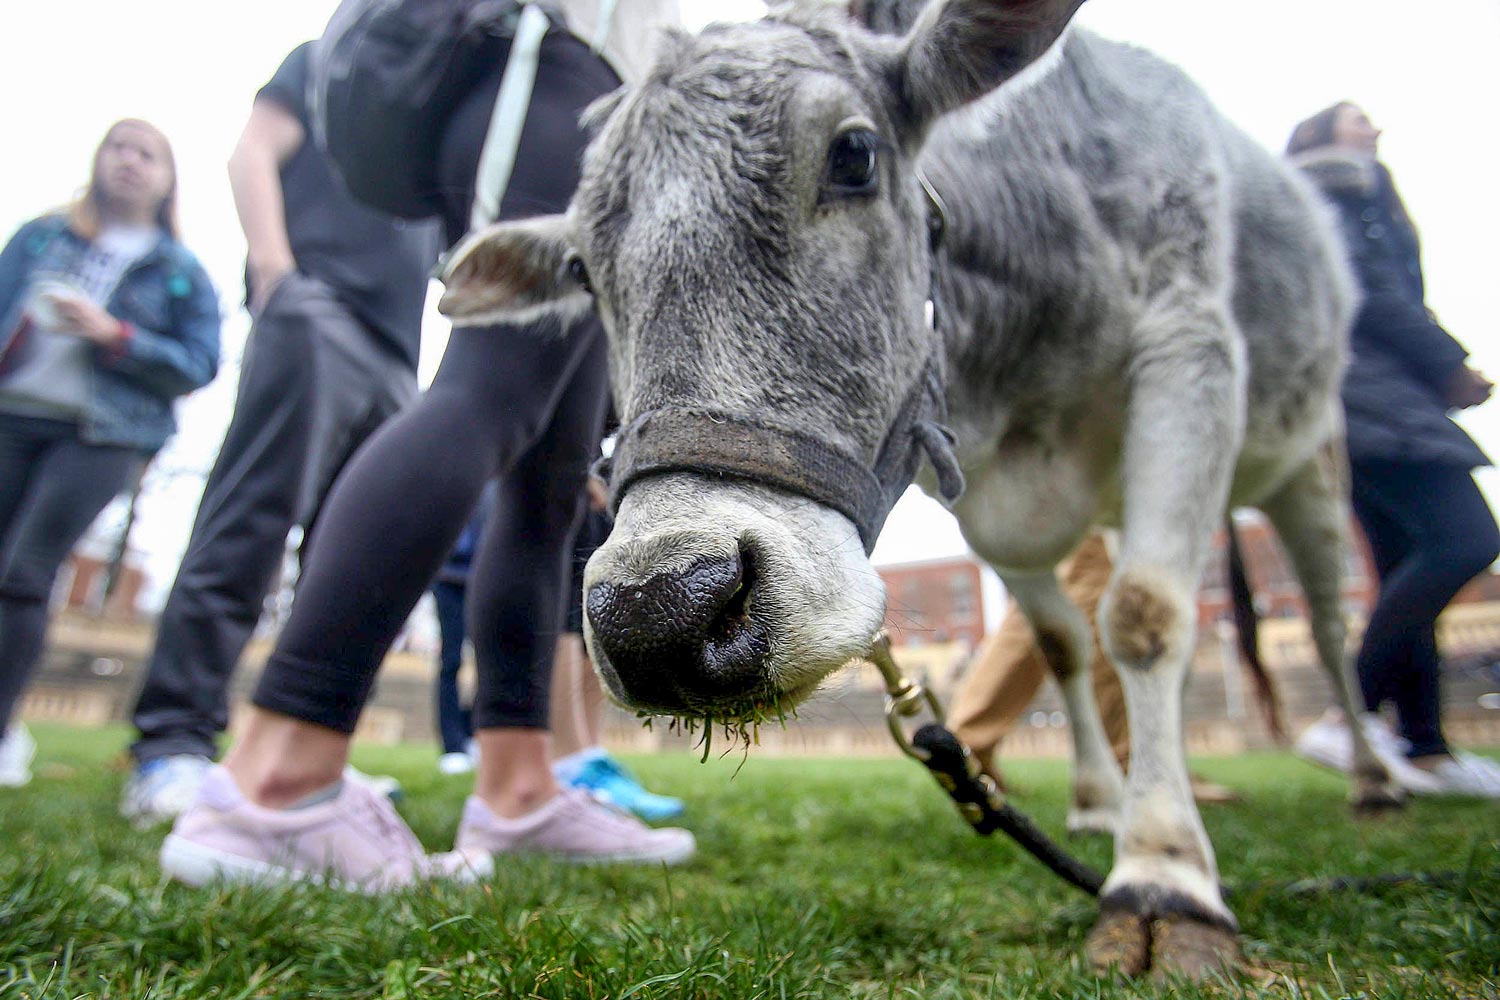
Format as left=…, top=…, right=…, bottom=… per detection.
left=826, top=128, right=880, bottom=195
left=565, top=253, right=593, bottom=295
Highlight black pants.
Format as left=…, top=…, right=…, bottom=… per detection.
left=1350, top=459, right=1500, bottom=758
left=254, top=318, right=609, bottom=731
left=0, top=414, right=145, bottom=733
left=129, top=276, right=415, bottom=763
left=252, top=25, right=617, bottom=734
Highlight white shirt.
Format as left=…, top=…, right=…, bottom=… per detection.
left=73, top=223, right=159, bottom=303
left=0, top=223, right=160, bottom=420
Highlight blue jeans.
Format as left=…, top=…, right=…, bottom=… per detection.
left=431, top=579, right=473, bottom=754
left=1351, top=459, right=1500, bottom=757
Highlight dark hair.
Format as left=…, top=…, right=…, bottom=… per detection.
left=69, top=119, right=180, bottom=241
left=1285, top=101, right=1356, bottom=156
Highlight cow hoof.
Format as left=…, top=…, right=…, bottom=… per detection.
left=1085, top=909, right=1150, bottom=976
left=1066, top=806, right=1119, bottom=837
left=1148, top=914, right=1241, bottom=981
left=1351, top=783, right=1405, bottom=817
left=1085, top=910, right=1241, bottom=980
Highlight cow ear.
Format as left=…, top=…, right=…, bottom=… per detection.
left=895, top=0, right=1085, bottom=132
left=438, top=215, right=591, bottom=329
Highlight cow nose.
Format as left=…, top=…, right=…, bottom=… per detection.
left=586, top=549, right=769, bottom=709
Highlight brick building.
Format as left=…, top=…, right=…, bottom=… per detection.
left=878, top=556, right=987, bottom=648
left=23, top=516, right=1500, bottom=757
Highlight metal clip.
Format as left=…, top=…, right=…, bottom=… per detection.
left=867, top=630, right=945, bottom=761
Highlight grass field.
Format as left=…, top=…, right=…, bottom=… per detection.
left=1, top=723, right=1497, bottom=999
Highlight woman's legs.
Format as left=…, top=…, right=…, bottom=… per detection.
left=229, top=316, right=606, bottom=806
left=1347, top=493, right=1413, bottom=715
left=0, top=416, right=143, bottom=732
left=1350, top=459, right=1500, bottom=759
left=550, top=636, right=602, bottom=761
left=467, top=327, right=610, bottom=816
left=551, top=507, right=611, bottom=759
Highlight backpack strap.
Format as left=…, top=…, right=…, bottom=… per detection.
left=589, top=0, right=620, bottom=54
left=469, top=1, right=552, bottom=231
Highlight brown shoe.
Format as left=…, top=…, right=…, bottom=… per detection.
left=1190, top=774, right=1240, bottom=805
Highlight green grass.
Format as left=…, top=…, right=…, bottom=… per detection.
left=2, top=723, right=1497, bottom=998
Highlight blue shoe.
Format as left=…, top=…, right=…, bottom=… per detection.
left=559, top=751, right=685, bottom=822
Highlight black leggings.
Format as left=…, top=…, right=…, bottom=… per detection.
left=0, top=414, right=145, bottom=732
left=1350, top=459, right=1500, bottom=757
left=252, top=27, right=619, bottom=733
left=253, top=320, right=608, bottom=730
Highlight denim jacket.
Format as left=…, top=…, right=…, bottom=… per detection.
left=0, top=214, right=221, bottom=452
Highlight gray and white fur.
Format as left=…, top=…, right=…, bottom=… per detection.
left=439, top=0, right=1396, bottom=975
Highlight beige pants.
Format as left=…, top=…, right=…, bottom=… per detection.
left=949, top=532, right=1131, bottom=772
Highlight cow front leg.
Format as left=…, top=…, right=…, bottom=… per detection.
left=1086, top=348, right=1242, bottom=978
left=1004, top=570, right=1126, bottom=834
left=1089, top=568, right=1238, bottom=977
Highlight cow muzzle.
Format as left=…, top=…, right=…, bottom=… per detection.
left=582, top=478, right=889, bottom=720
left=586, top=536, right=770, bottom=712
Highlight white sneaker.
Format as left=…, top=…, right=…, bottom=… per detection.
left=1294, top=711, right=1354, bottom=772
left=1454, top=752, right=1500, bottom=792
left=121, top=754, right=213, bottom=824
left=438, top=751, right=476, bottom=775
left=1413, top=753, right=1500, bottom=799
left=1294, top=711, right=1441, bottom=794
left=0, top=723, right=36, bottom=787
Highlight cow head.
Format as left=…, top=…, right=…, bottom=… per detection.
left=440, top=0, right=1082, bottom=721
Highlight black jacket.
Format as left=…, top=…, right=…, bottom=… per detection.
left=1296, top=150, right=1488, bottom=469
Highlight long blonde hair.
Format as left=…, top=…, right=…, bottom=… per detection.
left=68, top=118, right=180, bottom=241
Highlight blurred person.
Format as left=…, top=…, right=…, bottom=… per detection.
left=431, top=486, right=489, bottom=775
left=1288, top=102, right=1500, bottom=798
left=550, top=484, right=684, bottom=821
left=119, top=44, right=440, bottom=823
left=949, top=533, right=1128, bottom=788
left=0, top=120, right=220, bottom=788
left=159, top=0, right=693, bottom=892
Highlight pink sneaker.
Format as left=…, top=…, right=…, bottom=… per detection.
left=160, top=766, right=492, bottom=891
left=457, top=789, right=696, bottom=865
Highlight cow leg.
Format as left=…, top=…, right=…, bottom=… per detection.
left=1001, top=570, right=1126, bottom=834
left=1258, top=446, right=1403, bottom=813
left=1087, top=352, right=1241, bottom=978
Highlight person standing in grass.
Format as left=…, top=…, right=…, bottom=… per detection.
left=1288, top=102, right=1500, bottom=798
left=0, top=120, right=220, bottom=788
left=118, top=43, right=440, bottom=823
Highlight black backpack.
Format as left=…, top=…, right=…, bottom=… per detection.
left=309, top=0, right=528, bottom=219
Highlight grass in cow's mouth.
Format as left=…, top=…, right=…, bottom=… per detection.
left=638, top=700, right=798, bottom=765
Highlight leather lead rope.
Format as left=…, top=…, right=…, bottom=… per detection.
left=868, top=632, right=1469, bottom=901
left=867, top=631, right=1105, bottom=896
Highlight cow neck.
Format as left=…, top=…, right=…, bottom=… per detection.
left=600, top=172, right=964, bottom=554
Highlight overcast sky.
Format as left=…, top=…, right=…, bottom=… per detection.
left=1, top=0, right=1495, bottom=609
